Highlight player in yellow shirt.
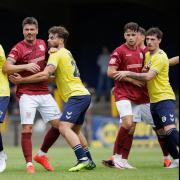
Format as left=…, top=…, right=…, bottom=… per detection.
left=9, top=26, right=95, bottom=172
left=0, top=44, right=10, bottom=173
left=113, top=27, right=179, bottom=168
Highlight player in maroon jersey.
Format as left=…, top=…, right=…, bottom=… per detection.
left=3, top=17, right=62, bottom=173
left=102, top=22, right=168, bottom=169
left=102, top=24, right=178, bottom=169
left=4, top=17, right=95, bottom=173
left=103, top=22, right=146, bottom=169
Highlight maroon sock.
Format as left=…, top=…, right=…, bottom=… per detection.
left=121, top=134, right=133, bottom=159
left=113, top=127, right=130, bottom=155
left=21, top=133, right=32, bottom=163
left=41, top=127, right=60, bottom=153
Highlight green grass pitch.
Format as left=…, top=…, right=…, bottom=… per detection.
left=0, top=146, right=178, bottom=180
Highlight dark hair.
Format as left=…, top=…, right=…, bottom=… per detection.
left=124, top=22, right=139, bottom=32
left=22, top=17, right=38, bottom=28
left=48, top=26, right=69, bottom=44
left=139, top=27, right=146, bottom=36
left=146, top=27, right=163, bottom=39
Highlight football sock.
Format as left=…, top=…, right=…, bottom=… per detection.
left=154, top=129, right=169, bottom=156
left=21, top=132, right=32, bottom=163
left=0, top=133, right=3, bottom=152
left=41, top=127, right=60, bottom=153
left=121, top=134, right=133, bottom=159
left=37, top=149, right=46, bottom=156
left=114, top=127, right=130, bottom=155
left=166, top=128, right=179, bottom=159
left=84, top=148, right=92, bottom=161
left=73, top=144, right=88, bottom=162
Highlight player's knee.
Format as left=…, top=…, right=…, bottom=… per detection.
left=122, top=121, right=133, bottom=129
left=164, top=124, right=177, bottom=134
left=155, top=128, right=166, bottom=136
left=129, top=126, right=136, bottom=135
left=22, top=124, right=33, bottom=133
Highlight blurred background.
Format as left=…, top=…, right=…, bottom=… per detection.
left=0, top=0, right=179, bottom=148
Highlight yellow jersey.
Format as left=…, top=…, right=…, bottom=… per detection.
left=47, top=48, right=90, bottom=102
left=0, top=45, right=10, bottom=97
left=144, top=49, right=175, bottom=103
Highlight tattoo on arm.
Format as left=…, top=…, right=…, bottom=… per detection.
left=128, top=72, right=148, bottom=81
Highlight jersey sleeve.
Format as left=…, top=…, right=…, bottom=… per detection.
left=108, top=48, right=122, bottom=67
left=47, top=52, right=60, bottom=68
left=150, top=54, right=167, bottom=74
left=7, top=44, right=21, bottom=63
left=0, top=45, right=6, bottom=62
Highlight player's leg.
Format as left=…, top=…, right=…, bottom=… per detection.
left=59, top=95, right=91, bottom=172
left=141, top=103, right=171, bottom=167
left=76, top=127, right=96, bottom=169
left=153, top=128, right=171, bottom=167
left=34, top=94, right=62, bottom=171
left=0, top=96, right=9, bottom=173
left=19, top=94, right=37, bottom=173
left=112, top=100, right=135, bottom=169
left=150, top=100, right=179, bottom=168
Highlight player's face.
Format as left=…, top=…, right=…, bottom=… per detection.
left=48, top=33, right=61, bottom=48
left=146, top=35, right=161, bottom=52
left=23, top=24, right=38, bottom=43
left=124, top=29, right=138, bottom=47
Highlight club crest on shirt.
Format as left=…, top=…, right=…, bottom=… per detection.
left=139, top=52, right=144, bottom=59
left=39, top=44, right=45, bottom=51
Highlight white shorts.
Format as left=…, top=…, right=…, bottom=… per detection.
left=19, top=94, right=62, bottom=124
left=116, top=100, right=154, bottom=126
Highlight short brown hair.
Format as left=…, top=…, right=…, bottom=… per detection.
left=22, top=17, right=38, bottom=28
left=124, top=22, right=139, bottom=32
left=48, top=26, right=69, bottom=44
left=139, top=27, right=146, bottom=36
left=146, top=27, right=163, bottom=39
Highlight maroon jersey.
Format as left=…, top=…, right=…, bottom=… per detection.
left=109, top=44, right=149, bottom=104
left=8, top=39, right=49, bottom=98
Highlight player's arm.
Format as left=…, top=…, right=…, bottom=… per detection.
left=169, top=56, right=179, bottom=66
left=114, top=70, right=156, bottom=82
left=9, top=64, right=56, bottom=84
left=107, top=66, right=145, bottom=87
left=3, top=57, right=40, bottom=74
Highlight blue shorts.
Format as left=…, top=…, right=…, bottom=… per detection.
left=60, top=95, right=91, bottom=125
left=0, top=96, right=10, bottom=123
left=150, top=99, right=176, bottom=130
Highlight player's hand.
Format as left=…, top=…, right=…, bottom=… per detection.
left=142, top=65, right=150, bottom=72
left=130, top=79, right=145, bottom=87
left=113, top=71, right=129, bottom=81
left=25, top=63, right=40, bottom=73
left=48, top=47, right=58, bottom=54
left=9, top=73, right=23, bottom=84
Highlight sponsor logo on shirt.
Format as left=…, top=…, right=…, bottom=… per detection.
left=29, top=55, right=46, bottom=63
left=126, top=54, right=132, bottom=57
left=127, top=64, right=142, bottom=69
